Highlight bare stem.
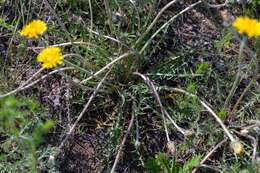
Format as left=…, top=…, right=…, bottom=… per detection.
left=104, top=0, right=113, bottom=32
left=133, top=72, right=187, bottom=136
left=88, top=0, right=93, bottom=39
left=19, top=67, right=75, bottom=91
left=58, top=71, right=110, bottom=150
left=80, top=51, right=134, bottom=84
left=134, top=0, right=178, bottom=46
left=160, top=87, right=236, bottom=142
left=224, top=36, right=247, bottom=109
left=192, top=139, right=227, bottom=173
left=110, top=113, right=135, bottom=173
left=0, top=67, right=44, bottom=98
left=231, top=56, right=259, bottom=114
left=140, top=1, right=202, bottom=53
left=200, top=101, right=235, bottom=142
left=87, top=28, right=132, bottom=50
left=28, top=41, right=96, bottom=50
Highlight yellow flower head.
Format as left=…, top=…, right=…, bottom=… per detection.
left=20, top=20, right=47, bottom=39
left=233, top=16, right=260, bottom=37
left=37, top=47, right=63, bottom=69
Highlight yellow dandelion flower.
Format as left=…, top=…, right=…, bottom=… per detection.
left=37, top=47, right=63, bottom=69
left=256, top=22, right=260, bottom=37
left=233, top=16, right=260, bottom=37
left=20, top=20, right=47, bottom=39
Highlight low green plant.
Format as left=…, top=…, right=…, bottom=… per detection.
left=144, top=153, right=201, bottom=173
left=0, top=96, right=55, bottom=173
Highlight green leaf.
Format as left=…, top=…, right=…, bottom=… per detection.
left=218, top=108, right=227, bottom=120
left=33, top=120, right=54, bottom=146
left=180, top=155, right=202, bottom=173
left=171, top=157, right=180, bottom=173
left=157, top=153, right=171, bottom=173
left=144, top=158, right=163, bottom=173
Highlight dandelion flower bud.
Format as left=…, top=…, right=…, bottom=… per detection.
left=167, top=141, right=176, bottom=155
left=230, top=141, right=244, bottom=155
left=184, top=130, right=194, bottom=138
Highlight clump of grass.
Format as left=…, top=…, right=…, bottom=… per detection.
left=1, top=0, right=260, bottom=172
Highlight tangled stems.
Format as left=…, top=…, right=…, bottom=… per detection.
left=133, top=72, right=189, bottom=137
left=0, top=67, right=44, bottom=98
left=159, top=86, right=243, bottom=154
left=139, top=0, right=202, bottom=54
left=134, top=72, right=238, bottom=143
left=0, top=61, right=74, bottom=98
left=134, top=0, right=178, bottom=47
left=231, top=55, right=259, bottom=114
left=224, top=36, right=247, bottom=110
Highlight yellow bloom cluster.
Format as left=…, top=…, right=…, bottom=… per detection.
left=20, top=19, right=63, bottom=68
left=233, top=16, right=260, bottom=37
left=20, top=20, right=47, bottom=39
left=37, top=47, right=63, bottom=69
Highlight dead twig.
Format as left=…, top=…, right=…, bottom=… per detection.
left=192, top=139, right=227, bottom=173
left=27, top=41, right=96, bottom=50
left=133, top=72, right=188, bottom=137
left=160, top=87, right=237, bottom=142
left=140, top=0, right=202, bottom=53
left=110, top=111, right=135, bottom=173
left=19, top=67, right=75, bottom=91
left=57, top=70, right=110, bottom=150
left=87, top=28, right=134, bottom=51
left=80, top=51, right=134, bottom=84
left=0, top=67, right=44, bottom=98
left=134, top=0, right=179, bottom=46
left=204, top=0, right=229, bottom=8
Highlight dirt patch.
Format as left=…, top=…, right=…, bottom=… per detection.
left=58, top=132, right=106, bottom=173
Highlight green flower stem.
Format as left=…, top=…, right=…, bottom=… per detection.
left=231, top=55, right=259, bottom=114
left=224, top=36, right=247, bottom=110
